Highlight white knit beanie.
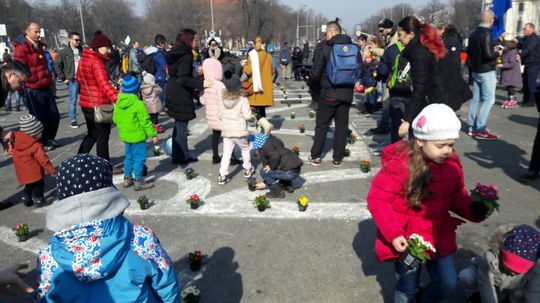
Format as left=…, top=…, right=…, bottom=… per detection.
left=412, top=104, right=461, bottom=141
left=143, top=72, right=155, bottom=85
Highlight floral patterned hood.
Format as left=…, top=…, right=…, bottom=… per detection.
left=49, top=216, right=132, bottom=283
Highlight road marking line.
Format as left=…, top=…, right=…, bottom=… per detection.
left=0, top=226, right=48, bottom=254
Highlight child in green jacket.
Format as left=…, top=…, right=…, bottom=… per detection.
left=113, top=75, right=158, bottom=191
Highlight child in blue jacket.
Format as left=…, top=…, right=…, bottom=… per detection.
left=36, top=154, right=180, bottom=303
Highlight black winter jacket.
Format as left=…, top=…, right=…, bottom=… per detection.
left=54, top=45, right=83, bottom=81
left=310, top=34, right=363, bottom=102
left=518, top=33, right=540, bottom=66
left=443, top=32, right=463, bottom=69
left=467, top=26, right=498, bottom=73
left=165, top=44, right=203, bottom=121
left=402, top=36, right=471, bottom=122
left=260, top=136, right=303, bottom=173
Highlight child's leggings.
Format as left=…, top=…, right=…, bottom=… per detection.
left=219, top=136, right=251, bottom=177
left=394, top=254, right=457, bottom=303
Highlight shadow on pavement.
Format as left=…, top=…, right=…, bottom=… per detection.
left=507, top=114, right=538, bottom=128
left=174, top=246, right=243, bottom=303
left=352, top=219, right=395, bottom=302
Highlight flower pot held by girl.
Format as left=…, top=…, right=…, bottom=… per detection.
left=399, top=234, right=436, bottom=270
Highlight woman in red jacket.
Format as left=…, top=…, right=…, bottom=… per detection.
left=76, top=31, right=118, bottom=163
left=367, top=104, right=491, bottom=303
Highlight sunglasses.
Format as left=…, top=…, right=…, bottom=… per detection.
left=13, top=73, right=26, bottom=85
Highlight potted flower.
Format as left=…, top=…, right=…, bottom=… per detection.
left=399, top=234, right=436, bottom=270
left=348, top=133, right=357, bottom=144
left=344, top=148, right=351, bottom=157
left=137, top=195, right=150, bottom=210
left=298, top=195, right=309, bottom=212
left=309, top=111, right=315, bottom=118
left=247, top=177, right=257, bottom=191
left=253, top=195, right=271, bottom=212
left=298, top=124, right=305, bottom=133
left=360, top=160, right=371, bottom=173
left=153, top=145, right=161, bottom=156
left=290, top=112, right=296, bottom=119
left=184, top=167, right=197, bottom=180
left=14, top=223, right=29, bottom=242
left=188, top=250, right=202, bottom=271
left=470, top=183, right=500, bottom=212
left=181, top=285, right=201, bottom=303
left=292, top=146, right=300, bottom=156
left=186, top=194, right=201, bottom=209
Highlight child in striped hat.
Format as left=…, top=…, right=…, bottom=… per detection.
left=11, top=114, right=56, bottom=207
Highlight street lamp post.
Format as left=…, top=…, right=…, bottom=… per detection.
left=78, top=0, right=86, bottom=44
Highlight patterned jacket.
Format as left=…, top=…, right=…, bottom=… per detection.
left=36, top=216, right=180, bottom=302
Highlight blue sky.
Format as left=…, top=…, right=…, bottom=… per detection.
left=40, top=0, right=441, bottom=32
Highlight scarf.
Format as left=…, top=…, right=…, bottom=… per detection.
left=209, top=46, right=222, bottom=60
left=249, top=50, right=263, bottom=93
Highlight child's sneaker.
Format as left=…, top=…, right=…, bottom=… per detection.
left=133, top=179, right=155, bottom=191
left=507, top=100, right=518, bottom=108
left=244, top=167, right=255, bottom=178
left=123, top=177, right=134, bottom=188
left=21, top=196, right=33, bottom=207
left=307, top=156, right=321, bottom=167
left=34, top=198, right=47, bottom=208
left=154, top=124, right=164, bottom=134
left=217, top=174, right=230, bottom=185
left=501, top=100, right=509, bottom=109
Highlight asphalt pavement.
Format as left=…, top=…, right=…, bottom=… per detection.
left=0, top=80, right=538, bottom=303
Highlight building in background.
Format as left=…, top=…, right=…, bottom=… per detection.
left=483, top=0, right=540, bottom=37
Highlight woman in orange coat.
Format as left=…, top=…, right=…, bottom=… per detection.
left=243, top=36, right=274, bottom=119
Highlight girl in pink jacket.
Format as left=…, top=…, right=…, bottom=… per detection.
left=367, top=104, right=491, bottom=303
left=200, top=58, right=225, bottom=164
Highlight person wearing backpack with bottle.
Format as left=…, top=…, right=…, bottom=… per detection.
left=307, top=18, right=363, bottom=167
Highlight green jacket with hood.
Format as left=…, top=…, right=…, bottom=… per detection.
left=113, top=93, right=157, bottom=143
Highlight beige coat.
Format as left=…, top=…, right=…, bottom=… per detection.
left=218, top=92, right=252, bottom=138
left=243, top=50, right=274, bottom=107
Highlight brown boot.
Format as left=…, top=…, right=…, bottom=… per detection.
left=133, top=179, right=154, bottom=191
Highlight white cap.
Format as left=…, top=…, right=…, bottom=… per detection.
left=412, top=104, right=461, bottom=141
left=143, top=73, right=155, bottom=84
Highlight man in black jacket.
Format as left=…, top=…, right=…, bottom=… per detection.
left=308, top=20, right=362, bottom=167
left=54, top=32, right=83, bottom=128
left=518, top=23, right=540, bottom=106
left=467, top=10, right=502, bottom=140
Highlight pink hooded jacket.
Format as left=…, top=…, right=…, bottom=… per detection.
left=200, top=59, right=225, bottom=131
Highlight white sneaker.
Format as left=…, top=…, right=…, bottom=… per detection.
left=244, top=167, right=255, bottom=178
left=217, top=175, right=230, bottom=185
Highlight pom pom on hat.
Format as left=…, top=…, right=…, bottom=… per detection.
left=19, top=114, right=43, bottom=137
left=222, top=70, right=242, bottom=91
left=412, top=104, right=461, bottom=141
left=122, top=74, right=140, bottom=94
left=501, top=224, right=540, bottom=274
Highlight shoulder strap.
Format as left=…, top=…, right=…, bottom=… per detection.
left=81, top=73, right=97, bottom=108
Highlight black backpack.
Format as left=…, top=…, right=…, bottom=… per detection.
left=137, top=50, right=156, bottom=75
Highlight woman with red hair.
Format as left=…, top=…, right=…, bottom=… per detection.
left=397, top=16, right=471, bottom=138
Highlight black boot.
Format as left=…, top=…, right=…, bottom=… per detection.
left=143, top=165, right=148, bottom=177
left=21, top=196, right=33, bottom=207
left=34, top=198, right=47, bottom=208
left=280, top=180, right=295, bottom=193
left=266, top=182, right=286, bottom=198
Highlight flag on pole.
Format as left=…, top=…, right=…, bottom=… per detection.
left=491, top=0, right=512, bottom=40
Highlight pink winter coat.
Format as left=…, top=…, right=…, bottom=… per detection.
left=141, top=83, right=163, bottom=114
left=367, top=141, right=483, bottom=263
left=200, top=58, right=225, bottom=131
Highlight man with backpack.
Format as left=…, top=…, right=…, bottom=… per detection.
left=128, top=41, right=143, bottom=81
left=279, top=42, right=292, bottom=81
left=308, top=19, right=363, bottom=167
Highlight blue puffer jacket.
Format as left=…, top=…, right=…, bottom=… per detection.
left=36, top=216, right=180, bottom=303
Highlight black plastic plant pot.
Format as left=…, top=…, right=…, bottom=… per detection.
left=184, top=296, right=200, bottom=303
left=189, top=261, right=201, bottom=271
left=344, top=151, right=351, bottom=157
left=248, top=184, right=256, bottom=191
left=300, top=129, right=305, bottom=133
left=186, top=175, right=194, bottom=180
left=17, top=234, right=28, bottom=242
left=257, top=205, right=266, bottom=212
left=298, top=205, right=308, bottom=212
left=348, top=140, right=355, bottom=145
left=190, top=203, right=199, bottom=210
left=140, top=202, right=150, bottom=210
left=399, top=251, right=421, bottom=270
left=361, top=167, right=370, bottom=173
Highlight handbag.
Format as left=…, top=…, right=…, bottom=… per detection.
left=81, top=74, right=114, bottom=124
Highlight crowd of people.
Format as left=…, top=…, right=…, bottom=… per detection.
left=0, top=9, right=540, bottom=302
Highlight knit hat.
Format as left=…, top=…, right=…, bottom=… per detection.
left=252, top=133, right=269, bottom=151
left=19, top=114, right=43, bottom=137
left=412, top=104, right=461, bottom=141
left=56, top=154, right=114, bottom=200
left=143, top=72, right=155, bottom=85
left=501, top=224, right=540, bottom=274
left=223, top=70, right=242, bottom=91
left=378, top=18, right=394, bottom=29
left=122, top=74, right=140, bottom=94
left=89, top=31, right=112, bottom=49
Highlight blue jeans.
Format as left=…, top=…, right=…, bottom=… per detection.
left=5, top=91, right=22, bottom=108
left=156, top=80, right=167, bottom=105
left=259, top=169, right=304, bottom=188
left=394, top=255, right=457, bottom=303
left=172, top=120, right=191, bottom=162
left=124, top=141, right=147, bottom=181
left=67, top=79, right=80, bottom=123
left=468, top=71, right=496, bottom=132
left=24, top=88, right=59, bottom=143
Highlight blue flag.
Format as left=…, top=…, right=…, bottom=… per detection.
left=492, top=0, right=512, bottom=40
